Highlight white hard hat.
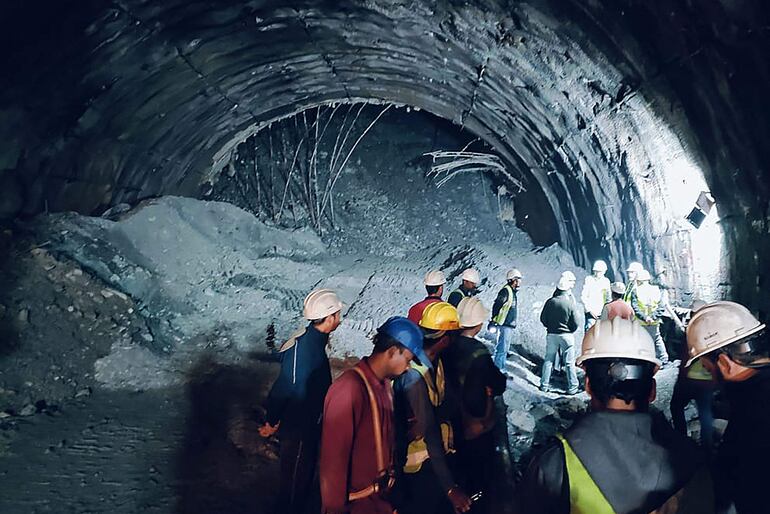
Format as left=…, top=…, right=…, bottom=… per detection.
left=637, top=269, right=651, bottom=282
left=557, top=276, right=573, bottom=291
left=561, top=270, right=576, bottom=282
left=506, top=268, right=523, bottom=281
left=424, top=270, right=446, bottom=286
left=577, top=317, right=661, bottom=369
left=685, top=301, right=766, bottom=367
left=610, top=282, right=626, bottom=295
left=592, top=260, right=608, bottom=272
left=626, top=262, right=643, bottom=273
left=303, top=289, right=343, bottom=320
left=461, top=268, right=481, bottom=285
left=456, top=297, right=489, bottom=328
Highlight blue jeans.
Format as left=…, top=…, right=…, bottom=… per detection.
left=540, top=333, right=578, bottom=393
left=493, top=326, right=515, bottom=370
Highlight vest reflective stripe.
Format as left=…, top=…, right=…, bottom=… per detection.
left=403, top=360, right=454, bottom=473
left=686, top=359, right=712, bottom=381
left=556, top=434, right=615, bottom=514
left=493, top=285, right=514, bottom=325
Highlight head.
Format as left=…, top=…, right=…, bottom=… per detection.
left=636, top=269, right=651, bottom=285
left=460, top=268, right=481, bottom=291
left=304, top=288, right=344, bottom=333
left=626, top=262, right=643, bottom=282
left=312, top=310, right=342, bottom=333
left=592, top=260, right=608, bottom=278
left=578, top=318, right=660, bottom=411
left=371, top=332, right=414, bottom=378
left=610, top=282, right=625, bottom=301
left=557, top=276, right=573, bottom=292
left=419, top=302, right=461, bottom=359
left=686, top=301, right=769, bottom=382
left=506, top=269, right=523, bottom=290
left=457, top=297, right=488, bottom=338
left=423, top=270, right=446, bottom=297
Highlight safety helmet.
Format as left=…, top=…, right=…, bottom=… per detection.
left=637, top=270, right=652, bottom=282
left=461, top=268, right=481, bottom=285
left=456, top=297, right=489, bottom=328
left=626, top=262, right=644, bottom=273
left=419, top=301, right=461, bottom=331
left=303, top=289, right=343, bottom=320
left=506, top=269, right=523, bottom=281
left=610, top=282, right=626, bottom=295
left=557, top=276, right=574, bottom=291
left=561, top=270, right=576, bottom=282
left=685, top=301, right=768, bottom=367
left=377, top=316, right=430, bottom=366
left=424, top=270, right=446, bottom=286
left=577, top=317, right=661, bottom=370
left=592, top=260, right=608, bottom=272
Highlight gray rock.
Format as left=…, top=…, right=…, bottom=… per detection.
left=19, top=404, right=36, bottom=416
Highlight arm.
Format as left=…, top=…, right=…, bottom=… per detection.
left=264, top=344, right=300, bottom=426
left=567, top=303, right=578, bottom=333
left=630, top=290, right=646, bottom=320
left=491, top=288, right=508, bottom=320
left=654, top=289, right=669, bottom=320
left=580, top=277, right=591, bottom=309
left=404, top=377, right=456, bottom=493
left=540, top=300, right=550, bottom=328
left=463, top=359, right=505, bottom=417
left=320, top=378, right=360, bottom=514
left=518, top=443, right=570, bottom=514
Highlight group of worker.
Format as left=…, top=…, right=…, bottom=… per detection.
left=258, top=263, right=770, bottom=513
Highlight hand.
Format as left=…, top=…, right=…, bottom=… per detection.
left=258, top=421, right=279, bottom=438
left=487, top=321, right=498, bottom=333
left=447, top=487, right=472, bottom=513
left=485, top=386, right=493, bottom=397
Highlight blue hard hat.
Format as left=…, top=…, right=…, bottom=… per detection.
left=377, top=316, right=431, bottom=368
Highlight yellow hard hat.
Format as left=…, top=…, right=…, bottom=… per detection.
left=419, top=301, right=461, bottom=331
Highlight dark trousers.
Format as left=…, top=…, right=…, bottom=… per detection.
left=278, top=430, right=320, bottom=514
left=396, top=460, right=453, bottom=514
left=670, top=378, right=715, bottom=449
left=457, top=432, right=494, bottom=513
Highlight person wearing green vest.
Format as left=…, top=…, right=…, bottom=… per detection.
left=623, top=262, right=643, bottom=304
left=490, top=268, right=522, bottom=371
left=394, top=302, right=472, bottom=514
left=519, top=318, right=713, bottom=514
left=445, top=297, right=507, bottom=513
left=447, top=268, right=480, bottom=308
left=630, top=270, right=670, bottom=364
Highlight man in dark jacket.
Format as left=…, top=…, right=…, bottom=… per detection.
left=520, top=318, right=713, bottom=514
left=490, top=269, right=521, bottom=371
left=686, top=301, right=770, bottom=513
left=259, top=289, right=343, bottom=514
left=446, top=297, right=507, bottom=513
left=539, top=274, right=579, bottom=394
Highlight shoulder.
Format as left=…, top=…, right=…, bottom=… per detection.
left=328, top=369, right=367, bottom=403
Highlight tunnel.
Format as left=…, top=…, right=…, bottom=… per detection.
left=0, top=1, right=768, bottom=513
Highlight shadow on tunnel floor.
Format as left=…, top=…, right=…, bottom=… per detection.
left=174, top=354, right=281, bottom=514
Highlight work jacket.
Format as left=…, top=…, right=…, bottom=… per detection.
left=394, top=358, right=457, bottom=493
left=320, top=358, right=395, bottom=514
left=407, top=295, right=442, bottom=324
left=600, top=299, right=635, bottom=321
left=581, top=275, right=611, bottom=319
left=447, top=285, right=475, bottom=308
left=444, top=335, right=506, bottom=440
left=540, top=289, right=579, bottom=334
left=265, top=323, right=332, bottom=435
left=519, top=410, right=714, bottom=514
left=491, top=284, right=518, bottom=327
left=631, top=284, right=667, bottom=326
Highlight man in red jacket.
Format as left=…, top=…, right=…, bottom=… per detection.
left=320, top=317, right=429, bottom=514
left=408, top=270, right=445, bottom=324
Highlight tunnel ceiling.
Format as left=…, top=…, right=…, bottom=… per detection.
left=1, top=0, right=769, bottom=306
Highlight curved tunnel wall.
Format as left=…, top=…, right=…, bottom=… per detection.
left=1, top=0, right=768, bottom=312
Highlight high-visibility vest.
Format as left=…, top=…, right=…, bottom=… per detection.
left=557, top=434, right=615, bottom=513
left=403, top=359, right=454, bottom=473
left=635, top=285, right=662, bottom=326
left=493, top=285, right=515, bottom=325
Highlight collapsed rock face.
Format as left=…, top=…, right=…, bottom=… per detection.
left=1, top=1, right=767, bottom=311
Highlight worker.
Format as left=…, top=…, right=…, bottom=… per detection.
left=447, top=268, right=480, bottom=308
left=445, top=297, right=506, bottom=513
left=623, top=261, right=643, bottom=303
left=408, top=270, right=446, bottom=324
left=260, top=289, right=343, bottom=514
left=539, top=273, right=580, bottom=395
left=320, top=316, right=427, bottom=514
left=581, top=260, right=611, bottom=331
left=630, top=270, right=670, bottom=364
left=519, top=318, right=714, bottom=514
left=670, top=300, right=715, bottom=450
left=489, top=268, right=522, bottom=371
left=600, top=281, right=634, bottom=321
left=686, top=301, right=770, bottom=513
left=394, top=301, right=472, bottom=514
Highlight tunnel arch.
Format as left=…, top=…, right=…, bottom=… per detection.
left=3, top=0, right=767, bottom=307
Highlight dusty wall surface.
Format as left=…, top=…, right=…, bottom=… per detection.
left=1, top=1, right=767, bottom=310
